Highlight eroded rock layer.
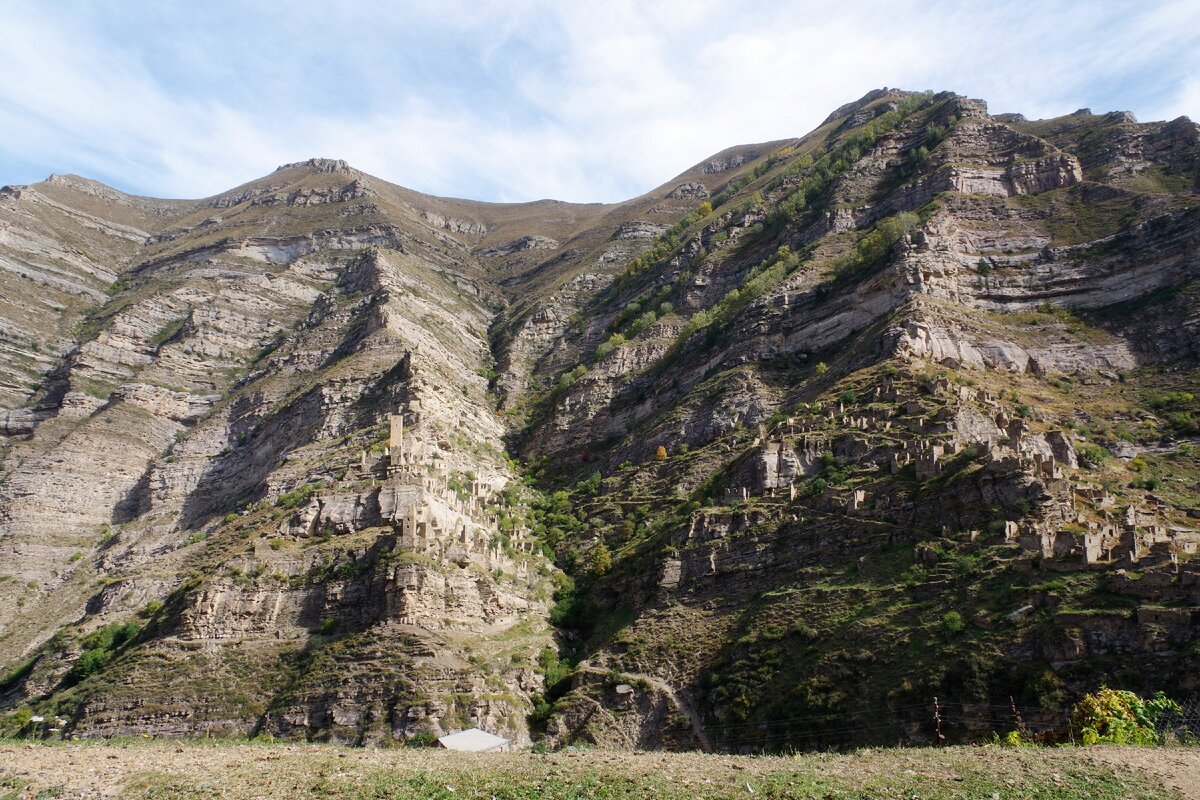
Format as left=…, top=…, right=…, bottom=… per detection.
left=2, top=90, right=1199, bottom=750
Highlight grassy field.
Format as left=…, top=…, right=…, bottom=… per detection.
left=1, top=741, right=1196, bottom=800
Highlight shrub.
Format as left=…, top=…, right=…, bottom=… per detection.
left=1147, top=391, right=1194, bottom=410
left=1029, top=669, right=1067, bottom=710
left=1130, top=475, right=1162, bottom=491
left=137, top=600, right=164, bottom=619
left=576, top=471, right=603, bottom=496
left=998, top=729, right=1033, bottom=747
left=276, top=482, right=320, bottom=510
left=1077, top=443, right=1109, bottom=467
left=10, top=706, right=33, bottom=729
left=942, top=610, right=965, bottom=634
left=62, top=618, right=142, bottom=689
left=623, top=311, right=657, bottom=338
left=558, top=364, right=588, bottom=388
left=588, top=542, right=612, bottom=575
left=549, top=593, right=583, bottom=628
left=1071, top=688, right=1181, bottom=745
left=673, top=245, right=800, bottom=346
left=65, top=647, right=109, bottom=685
left=404, top=731, right=438, bottom=747
left=80, top=620, right=141, bottom=652
left=832, top=212, right=920, bottom=281
left=537, top=647, right=572, bottom=690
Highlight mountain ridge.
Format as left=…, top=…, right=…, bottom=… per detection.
left=1, top=87, right=1199, bottom=750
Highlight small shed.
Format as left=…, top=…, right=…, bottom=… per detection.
left=436, top=728, right=511, bottom=752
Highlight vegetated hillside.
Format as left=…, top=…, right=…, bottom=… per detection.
left=1, top=89, right=1198, bottom=751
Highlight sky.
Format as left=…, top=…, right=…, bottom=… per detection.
left=0, top=0, right=1197, bottom=203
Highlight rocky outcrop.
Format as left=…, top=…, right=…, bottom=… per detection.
left=667, top=182, right=710, bottom=200
left=477, top=234, right=560, bottom=257
left=3, top=89, right=1200, bottom=752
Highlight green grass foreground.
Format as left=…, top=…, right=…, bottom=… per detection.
left=0, top=740, right=1191, bottom=800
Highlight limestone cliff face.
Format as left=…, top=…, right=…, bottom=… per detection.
left=499, top=92, right=1200, bottom=751
left=0, top=162, right=616, bottom=743
left=2, top=90, right=1200, bottom=750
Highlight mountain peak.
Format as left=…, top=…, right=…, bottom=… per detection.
left=273, top=157, right=353, bottom=175
left=1, top=89, right=1199, bottom=754
left=821, top=87, right=909, bottom=125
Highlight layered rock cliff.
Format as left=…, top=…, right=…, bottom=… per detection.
left=1, top=89, right=1198, bottom=750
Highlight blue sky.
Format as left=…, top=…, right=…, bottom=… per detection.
left=0, top=0, right=1197, bottom=203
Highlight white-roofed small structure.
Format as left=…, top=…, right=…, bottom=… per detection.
left=436, top=727, right=511, bottom=752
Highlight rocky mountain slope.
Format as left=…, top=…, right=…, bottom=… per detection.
left=1, top=89, right=1198, bottom=750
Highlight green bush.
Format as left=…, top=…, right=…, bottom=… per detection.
left=65, top=647, right=109, bottom=685
left=137, top=600, right=164, bottom=619
left=1130, top=475, right=1162, bottom=491
left=575, top=471, right=602, bottom=497
left=276, top=482, right=321, bottom=510
left=9, top=706, right=33, bottom=730
left=549, top=593, right=584, bottom=629
left=79, top=620, right=141, bottom=652
left=588, top=542, right=612, bottom=575
left=941, top=610, right=965, bottom=634
left=1147, top=391, right=1194, bottom=410
left=404, top=731, right=439, bottom=747
left=557, top=364, right=588, bottom=389
left=1077, top=443, right=1109, bottom=467
left=537, top=647, right=572, bottom=691
left=831, top=212, right=920, bottom=281
left=997, top=729, right=1034, bottom=747
left=674, top=245, right=800, bottom=346
left=1071, top=688, right=1181, bottom=745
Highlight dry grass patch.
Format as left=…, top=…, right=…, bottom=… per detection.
left=0, top=741, right=1190, bottom=800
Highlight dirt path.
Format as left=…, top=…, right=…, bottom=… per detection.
left=1090, top=746, right=1200, bottom=800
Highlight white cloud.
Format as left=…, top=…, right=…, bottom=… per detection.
left=1154, top=77, right=1200, bottom=122
left=0, top=0, right=1196, bottom=202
